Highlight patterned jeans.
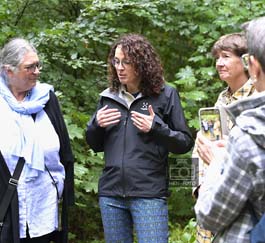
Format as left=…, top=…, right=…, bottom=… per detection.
left=99, top=196, right=169, bottom=243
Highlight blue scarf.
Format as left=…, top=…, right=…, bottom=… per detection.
left=0, top=75, right=53, bottom=180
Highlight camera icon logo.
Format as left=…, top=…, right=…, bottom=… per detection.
left=169, top=158, right=198, bottom=187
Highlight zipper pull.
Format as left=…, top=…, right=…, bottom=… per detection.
left=124, top=116, right=128, bottom=125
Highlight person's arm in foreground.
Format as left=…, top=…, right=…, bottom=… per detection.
left=195, top=128, right=253, bottom=233
left=196, top=131, right=227, bottom=165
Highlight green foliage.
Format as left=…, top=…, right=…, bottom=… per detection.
left=169, top=218, right=197, bottom=243
left=68, top=192, right=104, bottom=243
left=1, top=0, right=265, bottom=242
left=168, top=188, right=196, bottom=225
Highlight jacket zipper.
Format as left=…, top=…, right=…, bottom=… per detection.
left=121, top=114, right=128, bottom=197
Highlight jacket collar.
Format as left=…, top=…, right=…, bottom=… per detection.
left=225, top=91, right=265, bottom=123
left=100, top=88, right=129, bottom=108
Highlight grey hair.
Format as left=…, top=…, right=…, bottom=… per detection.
left=243, top=16, right=265, bottom=72
left=0, top=38, right=37, bottom=72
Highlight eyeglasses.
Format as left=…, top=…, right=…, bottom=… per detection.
left=23, top=62, right=42, bottom=73
left=112, top=58, right=132, bottom=68
left=241, top=53, right=250, bottom=69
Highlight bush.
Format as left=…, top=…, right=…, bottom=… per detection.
left=169, top=218, right=197, bottom=243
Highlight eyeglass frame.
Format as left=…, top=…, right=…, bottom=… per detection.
left=23, top=62, right=42, bottom=73
left=241, top=53, right=250, bottom=69
left=111, top=58, right=132, bottom=68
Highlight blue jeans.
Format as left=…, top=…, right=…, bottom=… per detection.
left=99, top=196, right=168, bottom=243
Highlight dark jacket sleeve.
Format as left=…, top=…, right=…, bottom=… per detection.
left=86, top=99, right=106, bottom=152
left=151, top=87, right=194, bottom=154
left=44, top=91, right=74, bottom=206
left=44, top=91, right=75, bottom=243
left=0, top=152, right=20, bottom=243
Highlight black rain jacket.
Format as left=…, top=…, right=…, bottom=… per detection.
left=86, top=85, right=194, bottom=198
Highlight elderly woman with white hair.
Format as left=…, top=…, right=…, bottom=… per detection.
left=0, top=38, right=74, bottom=243
left=195, top=16, right=265, bottom=243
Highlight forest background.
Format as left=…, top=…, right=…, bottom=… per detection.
left=1, top=0, right=264, bottom=242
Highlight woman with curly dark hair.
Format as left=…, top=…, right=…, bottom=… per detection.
left=86, top=33, right=193, bottom=243
left=108, top=33, right=164, bottom=96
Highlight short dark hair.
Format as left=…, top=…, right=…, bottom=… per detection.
left=211, top=32, right=247, bottom=58
left=107, top=33, right=164, bottom=96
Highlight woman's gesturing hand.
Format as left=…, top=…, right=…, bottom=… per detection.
left=96, top=105, right=121, bottom=128
left=131, top=105, right=155, bottom=133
